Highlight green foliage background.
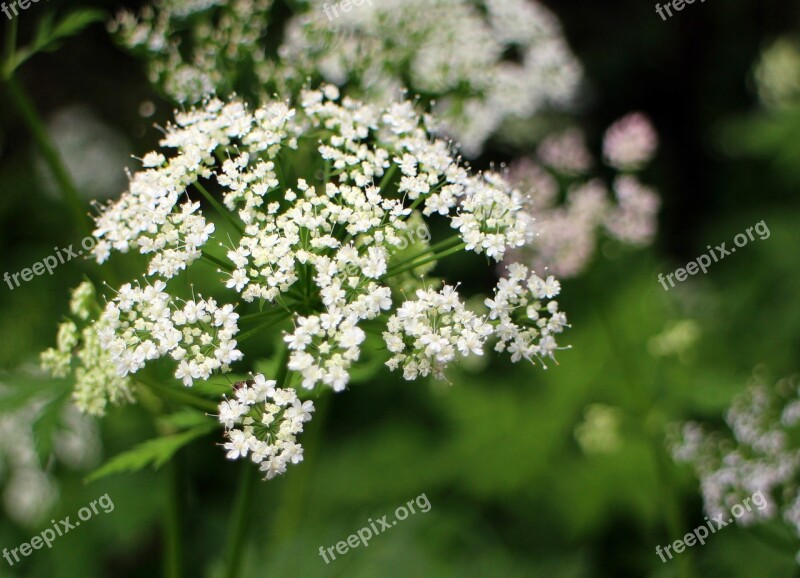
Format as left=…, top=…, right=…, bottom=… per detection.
left=0, top=1, right=798, bottom=577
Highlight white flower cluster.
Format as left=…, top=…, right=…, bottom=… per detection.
left=91, top=99, right=255, bottom=277
left=99, top=280, right=242, bottom=386
left=218, top=375, right=314, bottom=479
left=41, top=282, right=135, bottom=416
left=282, top=0, right=582, bottom=156
left=485, top=263, right=567, bottom=364
left=507, top=114, right=660, bottom=278
left=671, top=373, right=800, bottom=542
left=384, top=285, right=492, bottom=380
left=47, top=87, right=568, bottom=479
left=285, top=287, right=389, bottom=392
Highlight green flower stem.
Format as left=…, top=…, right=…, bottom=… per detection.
left=164, top=459, right=183, bottom=578
left=1, top=75, right=90, bottom=235
left=223, top=465, right=257, bottom=578
left=387, top=241, right=467, bottom=278
left=223, top=344, right=292, bottom=578
left=240, top=307, right=293, bottom=323
left=387, top=235, right=463, bottom=273
left=201, top=251, right=234, bottom=272
left=274, top=342, right=292, bottom=387
left=650, top=428, right=694, bottom=578
left=194, top=182, right=244, bottom=236
left=378, top=162, right=397, bottom=193
left=140, top=379, right=218, bottom=413
left=237, top=311, right=293, bottom=343
left=407, top=196, right=424, bottom=212
left=3, top=19, right=17, bottom=68
left=596, top=309, right=695, bottom=578
left=270, top=393, right=329, bottom=546
left=406, top=182, right=444, bottom=214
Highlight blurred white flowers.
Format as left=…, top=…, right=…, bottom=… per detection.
left=754, top=36, right=800, bottom=110
left=112, top=0, right=582, bottom=156
left=575, top=404, right=623, bottom=456
left=0, top=380, right=101, bottom=527
left=603, top=112, right=659, bottom=171
left=282, top=0, right=582, bottom=155
left=671, top=372, right=800, bottom=548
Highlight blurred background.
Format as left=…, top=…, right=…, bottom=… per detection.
left=1, top=0, right=799, bottom=576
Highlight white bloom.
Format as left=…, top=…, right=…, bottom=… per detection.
left=97, top=281, right=241, bottom=387
left=218, top=374, right=314, bottom=480
left=485, top=263, right=568, bottom=366
left=383, top=285, right=492, bottom=380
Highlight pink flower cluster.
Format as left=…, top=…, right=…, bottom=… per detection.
left=508, top=113, right=660, bottom=278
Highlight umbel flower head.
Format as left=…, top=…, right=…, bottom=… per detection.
left=219, top=374, right=314, bottom=479
left=43, top=87, right=568, bottom=479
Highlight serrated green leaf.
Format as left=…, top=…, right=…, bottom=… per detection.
left=85, top=422, right=216, bottom=483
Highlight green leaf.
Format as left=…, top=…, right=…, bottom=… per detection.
left=31, top=390, right=70, bottom=463
left=33, top=12, right=56, bottom=49
left=85, top=422, right=216, bottom=483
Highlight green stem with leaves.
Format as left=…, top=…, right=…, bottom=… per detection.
left=237, top=311, right=293, bottom=343
left=388, top=235, right=462, bottom=271
left=223, top=465, right=257, bottom=578
left=270, top=393, right=329, bottom=546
